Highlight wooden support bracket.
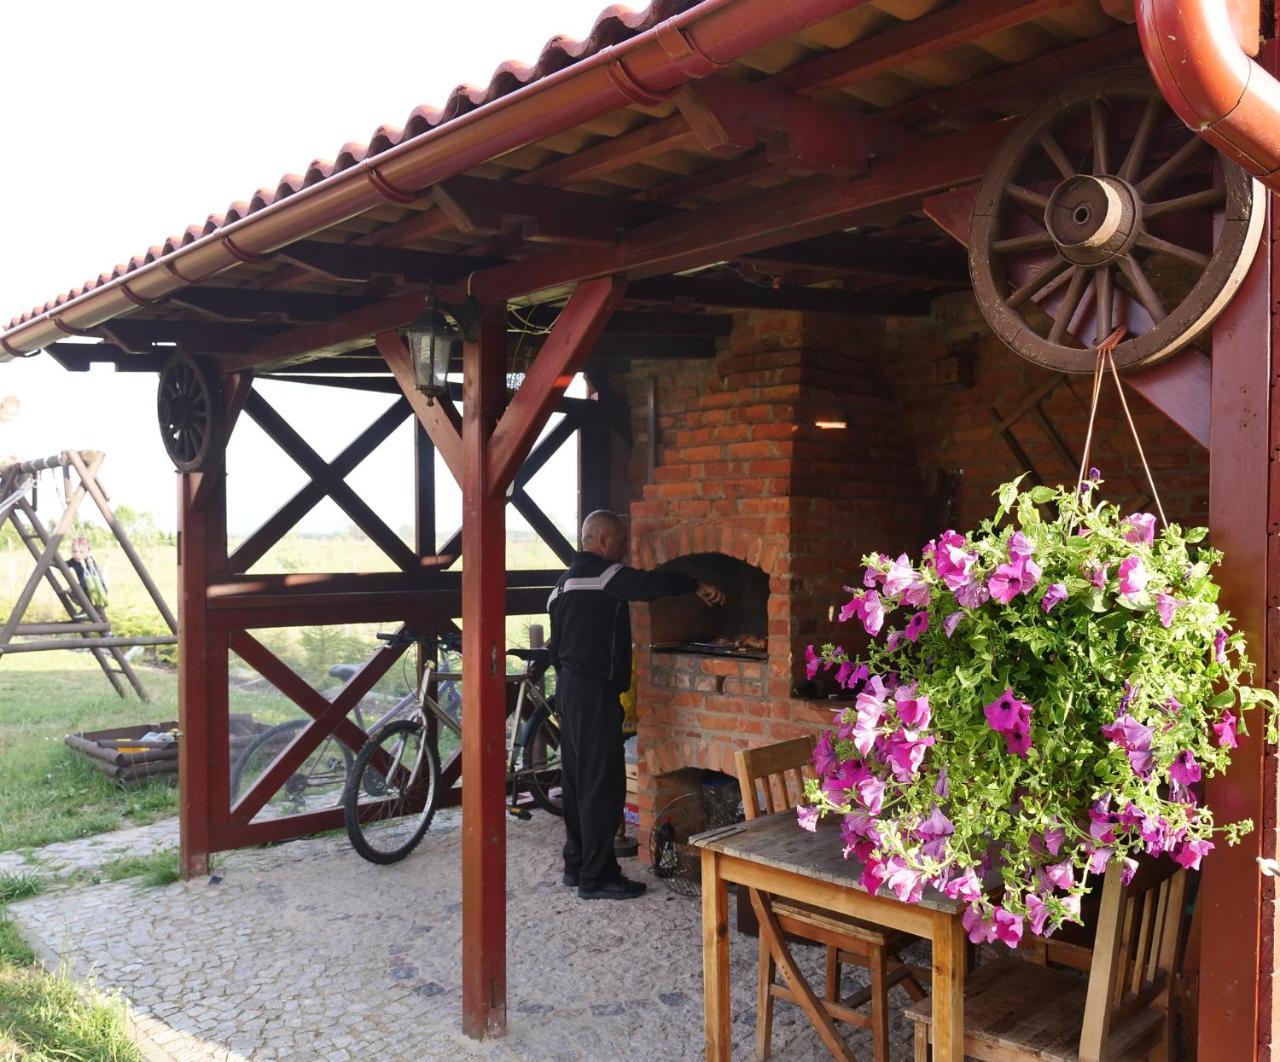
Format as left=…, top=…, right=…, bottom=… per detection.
left=432, top=175, right=640, bottom=246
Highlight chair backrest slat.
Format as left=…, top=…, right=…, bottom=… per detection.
left=735, top=737, right=816, bottom=821
left=1078, top=858, right=1187, bottom=1062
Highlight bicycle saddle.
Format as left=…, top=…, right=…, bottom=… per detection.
left=329, top=663, right=360, bottom=682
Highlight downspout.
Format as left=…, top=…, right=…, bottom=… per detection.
left=1136, top=0, right=1280, bottom=186
left=0, top=0, right=861, bottom=360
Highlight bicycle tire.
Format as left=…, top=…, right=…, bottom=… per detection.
left=519, top=703, right=564, bottom=817
left=230, top=719, right=353, bottom=810
left=343, top=719, right=439, bottom=865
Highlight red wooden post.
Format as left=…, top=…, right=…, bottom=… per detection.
left=177, top=463, right=230, bottom=879
left=1201, top=200, right=1272, bottom=1056
left=460, top=301, right=510, bottom=1039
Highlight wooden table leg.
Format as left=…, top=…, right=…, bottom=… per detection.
left=702, top=849, right=730, bottom=1062
left=931, top=909, right=966, bottom=1062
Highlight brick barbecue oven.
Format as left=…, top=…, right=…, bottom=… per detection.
left=624, top=311, right=926, bottom=838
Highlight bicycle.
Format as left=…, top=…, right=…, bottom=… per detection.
left=227, top=643, right=461, bottom=816
left=341, top=632, right=563, bottom=865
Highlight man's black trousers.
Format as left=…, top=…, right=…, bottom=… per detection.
left=556, top=667, right=624, bottom=890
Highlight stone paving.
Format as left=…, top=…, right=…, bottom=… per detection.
left=0, top=816, right=179, bottom=879
left=10, top=809, right=924, bottom=1060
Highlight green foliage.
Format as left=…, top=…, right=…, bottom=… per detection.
left=99, top=849, right=180, bottom=888
left=0, top=874, right=44, bottom=904
left=805, top=477, right=1278, bottom=946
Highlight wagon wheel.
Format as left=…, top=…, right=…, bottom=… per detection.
left=156, top=354, right=222, bottom=472
left=970, top=69, right=1265, bottom=374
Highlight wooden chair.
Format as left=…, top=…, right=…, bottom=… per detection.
left=905, top=857, right=1188, bottom=1061
left=735, top=736, right=927, bottom=1061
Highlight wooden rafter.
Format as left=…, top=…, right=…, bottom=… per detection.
left=277, top=240, right=496, bottom=284
left=626, top=277, right=936, bottom=315
left=432, top=175, right=646, bottom=245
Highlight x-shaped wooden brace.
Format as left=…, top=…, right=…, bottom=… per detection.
left=241, top=390, right=420, bottom=572
left=227, top=624, right=423, bottom=825
left=230, top=396, right=414, bottom=573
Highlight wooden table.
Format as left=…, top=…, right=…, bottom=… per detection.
left=691, top=812, right=968, bottom=1061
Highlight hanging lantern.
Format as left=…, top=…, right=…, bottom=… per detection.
left=405, top=292, right=458, bottom=404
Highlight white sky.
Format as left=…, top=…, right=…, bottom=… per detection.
left=0, top=0, right=609, bottom=536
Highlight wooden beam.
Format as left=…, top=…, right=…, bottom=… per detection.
left=1126, top=353, right=1211, bottom=450
left=96, top=319, right=281, bottom=355
left=376, top=331, right=464, bottom=485
left=588, top=335, right=717, bottom=361
left=509, top=489, right=575, bottom=564
left=880, top=26, right=1142, bottom=127
left=433, top=175, right=644, bottom=246
left=1199, top=191, right=1271, bottom=1060
left=471, top=120, right=1011, bottom=299
left=460, top=301, right=510, bottom=1039
left=628, top=276, right=936, bottom=315
left=923, top=186, right=980, bottom=246
left=675, top=77, right=911, bottom=175
left=243, top=391, right=420, bottom=572
left=228, top=291, right=428, bottom=371
left=45, top=343, right=161, bottom=372
left=169, top=287, right=375, bottom=323
left=743, top=233, right=968, bottom=284
left=774, top=0, right=1087, bottom=96
left=520, top=115, right=700, bottom=188
left=277, top=240, right=496, bottom=284
left=488, top=277, right=625, bottom=494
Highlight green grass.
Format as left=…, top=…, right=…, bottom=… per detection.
left=0, top=875, right=44, bottom=905
left=0, top=910, right=141, bottom=1060
left=98, top=850, right=180, bottom=889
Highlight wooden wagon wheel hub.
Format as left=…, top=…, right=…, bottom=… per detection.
left=156, top=353, right=221, bottom=473
left=969, top=70, right=1265, bottom=374
left=1043, top=174, right=1139, bottom=266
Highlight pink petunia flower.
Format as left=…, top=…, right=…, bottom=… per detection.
left=1123, top=512, right=1157, bottom=545
left=860, top=857, right=888, bottom=895
left=903, top=610, right=929, bottom=643
left=1040, top=583, right=1068, bottom=613
left=1044, top=826, right=1066, bottom=856
left=1213, top=710, right=1239, bottom=749
left=933, top=530, right=977, bottom=591
left=962, top=904, right=996, bottom=944
left=1214, top=629, right=1229, bottom=664
left=1170, top=750, right=1202, bottom=786
left=917, top=806, right=954, bottom=860
left=1101, top=712, right=1155, bottom=780
left=1045, top=859, right=1074, bottom=890
left=886, top=859, right=926, bottom=904
left=1173, top=836, right=1214, bottom=870
left=894, top=686, right=932, bottom=729
left=955, top=580, right=991, bottom=609
left=1088, top=562, right=1110, bottom=589
left=855, top=774, right=886, bottom=815
left=1117, top=555, right=1150, bottom=597
left=796, top=805, right=819, bottom=832
left=813, top=731, right=838, bottom=778
left=834, top=660, right=868, bottom=690
left=1087, top=846, right=1114, bottom=874
left=993, top=907, right=1024, bottom=948
left=1156, top=592, right=1181, bottom=628
left=885, top=729, right=935, bottom=782
left=804, top=644, right=823, bottom=680
left=1025, top=894, right=1051, bottom=937
left=883, top=554, right=931, bottom=607
left=941, top=866, right=983, bottom=903
left=934, top=767, right=950, bottom=799
left=943, top=611, right=964, bottom=638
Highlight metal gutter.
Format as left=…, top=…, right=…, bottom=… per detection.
left=0, top=0, right=861, bottom=360
left=1136, top=0, right=1280, bottom=186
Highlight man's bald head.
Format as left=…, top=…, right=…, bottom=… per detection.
left=581, top=510, right=628, bottom=562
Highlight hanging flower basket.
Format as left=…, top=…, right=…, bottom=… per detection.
left=802, top=474, right=1278, bottom=948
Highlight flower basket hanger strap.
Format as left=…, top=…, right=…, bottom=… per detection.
left=1075, top=323, right=1168, bottom=531
left=970, top=69, right=1264, bottom=375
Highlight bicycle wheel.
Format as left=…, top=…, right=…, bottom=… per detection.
left=519, top=704, right=564, bottom=817
left=343, top=719, right=439, bottom=865
left=230, top=719, right=352, bottom=812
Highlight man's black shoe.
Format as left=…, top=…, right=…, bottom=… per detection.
left=578, top=876, right=646, bottom=900
left=562, top=870, right=580, bottom=887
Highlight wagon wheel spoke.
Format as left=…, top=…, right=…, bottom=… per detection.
left=1039, top=131, right=1076, bottom=180
left=1004, top=183, right=1051, bottom=223
left=1135, top=232, right=1211, bottom=269
left=1143, top=186, right=1226, bottom=221
left=1137, top=134, right=1209, bottom=199
left=1118, top=255, right=1167, bottom=323
left=1118, top=98, right=1161, bottom=183
left=1094, top=265, right=1114, bottom=343
left=1090, top=101, right=1109, bottom=176
left=1047, top=266, right=1089, bottom=345
left=1008, top=256, right=1072, bottom=308
left=992, top=231, right=1054, bottom=256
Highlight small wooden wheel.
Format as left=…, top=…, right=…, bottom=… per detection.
left=970, top=69, right=1264, bottom=373
left=157, top=354, right=221, bottom=472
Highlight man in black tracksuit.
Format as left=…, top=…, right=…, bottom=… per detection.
left=549, top=510, right=724, bottom=900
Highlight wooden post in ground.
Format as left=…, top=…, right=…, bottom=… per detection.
left=460, top=301, right=510, bottom=1038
